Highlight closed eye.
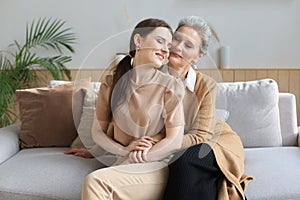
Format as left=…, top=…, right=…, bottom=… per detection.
left=185, top=44, right=192, bottom=48
left=157, top=38, right=163, bottom=44
left=173, top=36, right=180, bottom=42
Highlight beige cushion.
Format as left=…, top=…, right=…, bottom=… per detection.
left=47, top=80, right=87, bottom=128
left=15, top=80, right=91, bottom=148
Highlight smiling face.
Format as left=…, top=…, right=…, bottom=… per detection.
left=168, top=26, right=204, bottom=74
left=133, top=27, right=172, bottom=68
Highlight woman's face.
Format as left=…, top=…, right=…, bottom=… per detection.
left=169, top=26, right=203, bottom=72
left=134, top=27, right=172, bottom=67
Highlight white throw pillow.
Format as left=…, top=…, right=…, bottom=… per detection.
left=70, top=81, right=101, bottom=149
left=216, top=79, right=282, bottom=148
left=47, top=80, right=72, bottom=87
left=76, top=88, right=99, bottom=149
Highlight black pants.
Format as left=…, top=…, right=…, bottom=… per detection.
left=163, top=143, right=224, bottom=200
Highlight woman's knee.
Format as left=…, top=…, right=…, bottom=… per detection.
left=82, top=170, right=114, bottom=200
left=83, top=171, right=97, bottom=186
left=83, top=169, right=110, bottom=192
left=82, top=171, right=102, bottom=195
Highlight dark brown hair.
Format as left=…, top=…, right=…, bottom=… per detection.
left=110, top=18, right=173, bottom=115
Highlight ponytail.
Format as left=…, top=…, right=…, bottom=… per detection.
left=110, top=54, right=133, bottom=117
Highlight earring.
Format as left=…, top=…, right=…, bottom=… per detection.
left=136, top=45, right=141, bottom=52
left=190, top=61, right=197, bottom=70
left=130, top=57, right=133, bottom=65
left=192, top=64, right=197, bottom=70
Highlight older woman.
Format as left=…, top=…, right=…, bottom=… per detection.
left=161, top=16, right=252, bottom=200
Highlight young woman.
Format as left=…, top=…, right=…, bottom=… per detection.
left=91, top=18, right=185, bottom=166
left=80, top=16, right=252, bottom=200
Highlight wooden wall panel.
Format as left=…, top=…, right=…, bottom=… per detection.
left=256, top=70, right=268, bottom=80
left=74, top=69, right=112, bottom=82
left=244, top=70, right=256, bottom=81
left=267, top=70, right=279, bottom=83
left=33, top=68, right=300, bottom=125
left=221, top=70, right=234, bottom=82
left=278, top=70, right=289, bottom=92
left=289, top=70, right=300, bottom=123
left=200, top=69, right=210, bottom=77
left=234, top=70, right=246, bottom=82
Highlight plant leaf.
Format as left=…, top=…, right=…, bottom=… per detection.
left=26, top=18, right=76, bottom=53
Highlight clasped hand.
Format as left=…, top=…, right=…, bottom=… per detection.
left=65, top=136, right=155, bottom=163
left=127, top=136, right=154, bottom=163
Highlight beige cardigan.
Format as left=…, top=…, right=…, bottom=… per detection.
left=181, top=70, right=253, bottom=200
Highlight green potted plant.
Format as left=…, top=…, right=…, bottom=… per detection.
left=0, top=18, right=76, bottom=127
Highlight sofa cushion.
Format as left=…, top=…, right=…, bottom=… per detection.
left=0, top=148, right=105, bottom=200
left=244, top=147, right=300, bottom=200
left=47, top=79, right=93, bottom=128
left=15, top=80, right=91, bottom=148
left=71, top=87, right=99, bottom=149
left=216, top=79, right=282, bottom=147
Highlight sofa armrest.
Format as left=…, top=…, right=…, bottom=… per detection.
left=0, top=123, right=21, bottom=164
left=279, top=93, right=298, bottom=146
left=298, top=127, right=300, bottom=147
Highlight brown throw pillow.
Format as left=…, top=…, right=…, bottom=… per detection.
left=15, top=79, right=91, bottom=148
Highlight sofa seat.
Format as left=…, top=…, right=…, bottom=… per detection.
left=0, top=148, right=105, bottom=200
left=244, top=147, right=300, bottom=200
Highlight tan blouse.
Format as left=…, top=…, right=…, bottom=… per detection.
left=94, top=66, right=185, bottom=161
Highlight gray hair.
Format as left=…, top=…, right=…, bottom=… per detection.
left=176, top=16, right=212, bottom=54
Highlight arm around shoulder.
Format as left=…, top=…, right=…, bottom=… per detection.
left=182, top=72, right=218, bottom=149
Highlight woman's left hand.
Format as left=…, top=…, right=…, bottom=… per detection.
left=64, top=148, right=94, bottom=158
left=129, top=145, right=151, bottom=163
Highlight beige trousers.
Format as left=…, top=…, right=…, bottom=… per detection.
left=82, top=162, right=169, bottom=200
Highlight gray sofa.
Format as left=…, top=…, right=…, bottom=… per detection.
left=0, top=78, right=299, bottom=200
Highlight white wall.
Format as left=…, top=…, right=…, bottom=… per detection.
left=1, top=0, right=299, bottom=69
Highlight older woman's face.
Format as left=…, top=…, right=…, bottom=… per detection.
left=169, top=26, right=202, bottom=70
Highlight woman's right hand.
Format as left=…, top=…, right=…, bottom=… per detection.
left=126, top=136, right=154, bottom=152
left=64, top=148, right=94, bottom=158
